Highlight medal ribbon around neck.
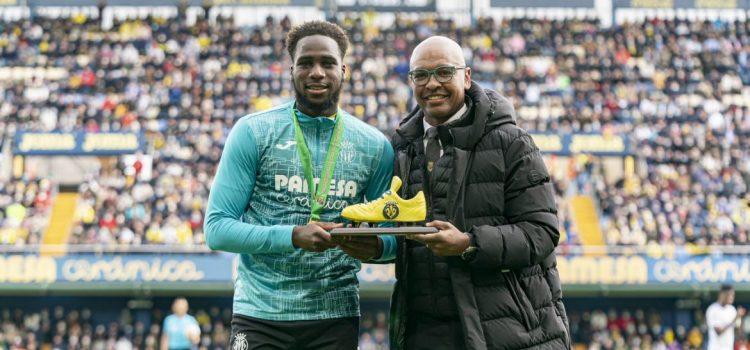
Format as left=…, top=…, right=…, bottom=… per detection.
left=290, top=106, right=345, bottom=222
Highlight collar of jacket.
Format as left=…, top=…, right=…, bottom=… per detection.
left=393, top=81, right=517, bottom=150
left=292, top=102, right=341, bottom=130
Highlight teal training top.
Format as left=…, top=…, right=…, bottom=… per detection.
left=205, top=101, right=397, bottom=321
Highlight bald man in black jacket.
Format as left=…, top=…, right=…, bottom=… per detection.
left=338, top=36, right=571, bottom=350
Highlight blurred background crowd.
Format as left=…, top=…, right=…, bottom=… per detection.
left=0, top=8, right=749, bottom=350
left=1, top=15, right=749, bottom=249
left=2, top=300, right=748, bottom=350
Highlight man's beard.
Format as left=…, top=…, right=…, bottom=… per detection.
left=293, top=79, right=343, bottom=115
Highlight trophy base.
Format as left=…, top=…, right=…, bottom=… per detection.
left=330, top=227, right=437, bottom=236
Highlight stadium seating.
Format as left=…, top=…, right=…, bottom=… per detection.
left=2, top=10, right=750, bottom=350
left=3, top=300, right=750, bottom=349
left=0, top=15, right=748, bottom=252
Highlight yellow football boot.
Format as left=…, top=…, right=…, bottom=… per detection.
left=341, top=176, right=427, bottom=223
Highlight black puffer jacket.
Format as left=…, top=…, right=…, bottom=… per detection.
left=388, top=82, right=571, bottom=350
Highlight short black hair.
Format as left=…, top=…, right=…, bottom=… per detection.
left=721, top=284, right=734, bottom=292
left=286, top=20, right=349, bottom=60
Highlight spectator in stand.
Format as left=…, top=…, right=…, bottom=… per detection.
left=707, top=284, right=746, bottom=350
left=161, top=298, right=201, bottom=350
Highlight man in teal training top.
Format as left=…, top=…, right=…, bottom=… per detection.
left=204, top=21, right=395, bottom=349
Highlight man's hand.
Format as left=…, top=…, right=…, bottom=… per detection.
left=333, top=235, right=382, bottom=261
left=408, top=220, right=470, bottom=256
left=292, top=222, right=342, bottom=252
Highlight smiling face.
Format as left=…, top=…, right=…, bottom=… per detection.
left=410, top=37, right=471, bottom=125
left=291, top=35, right=346, bottom=116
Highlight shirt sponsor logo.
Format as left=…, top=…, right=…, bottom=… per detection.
left=275, top=175, right=357, bottom=198
left=273, top=175, right=358, bottom=211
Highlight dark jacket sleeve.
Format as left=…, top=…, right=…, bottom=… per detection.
left=468, top=131, right=560, bottom=270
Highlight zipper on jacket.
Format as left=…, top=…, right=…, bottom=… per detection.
left=396, top=149, right=412, bottom=350
left=421, top=143, right=439, bottom=317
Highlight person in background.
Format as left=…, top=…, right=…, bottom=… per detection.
left=706, top=284, right=746, bottom=350
left=161, top=298, right=200, bottom=350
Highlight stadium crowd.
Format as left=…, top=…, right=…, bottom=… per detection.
left=0, top=14, right=749, bottom=248
left=0, top=303, right=389, bottom=350
left=0, top=304, right=232, bottom=350
left=568, top=308, right=708, bottom=349
left=4, top=302, right=750, bottom=350
left=0, top=179, right=52, bottom=246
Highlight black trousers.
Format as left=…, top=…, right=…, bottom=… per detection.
left=230, top=314, right=359, bottom=350
left=405, top=313, right=466, bottom=350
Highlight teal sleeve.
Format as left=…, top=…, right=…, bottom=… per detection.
left=204, top=119, right=296, bottom=254
left=375, top=231, right=398, bottom=262
left=365, top=138, right=397, bottom=262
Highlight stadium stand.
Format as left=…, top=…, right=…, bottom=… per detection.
left=1, top=8, right=750, bottom=349
left=1, top=15, right=748, bottom=247
left=3, top=298, right=750, bottom=349
left=0, top=178, right=52, bottom=246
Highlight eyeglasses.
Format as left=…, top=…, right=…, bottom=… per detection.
left=408, top=66, right=466, bottom=86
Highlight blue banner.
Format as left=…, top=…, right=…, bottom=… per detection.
left=557, top=254, right=750, bottom=285
left=13, top=132, right=143, bottom=156
left=4, top=252, right=750, bottom=291
left=530, top=133, right=631, bottom=156
left=0, top=253, right=393, bottom=286
left=0, top=254, right=231, bottom=284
